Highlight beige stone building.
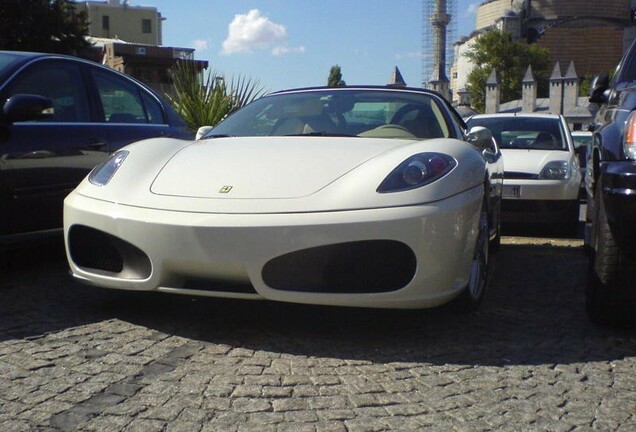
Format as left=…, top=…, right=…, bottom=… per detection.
left=87, top=37, right=208, bottom=95
left=451, top=0, right=636, bottom=106
left=75, top=0, right=164, bottom=46
left=76, top=1, right=208, bottom=96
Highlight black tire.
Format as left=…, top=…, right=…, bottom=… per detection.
left=586, top=182, right=636, bottom=327
left=454, top=198, right=490, bottom=312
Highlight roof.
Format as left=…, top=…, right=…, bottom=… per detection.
left=522, top=65, right=535, bottom=83
left=388, top=66, right=407, bottom=87
left=486, top=69, right=499, bottom=85
left=550, top=62, right=563, bottom=80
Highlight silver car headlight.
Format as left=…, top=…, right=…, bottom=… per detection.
left=377, top=153, right=456, bottom=193
left=539, top=160, right=570, bottom=180
left=89, top=150, right=129, bottom=186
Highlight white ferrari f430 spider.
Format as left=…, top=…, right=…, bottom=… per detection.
left=64, top=86, right=503, bottom=311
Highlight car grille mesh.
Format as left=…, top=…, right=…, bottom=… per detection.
left=262, top=240, right=416, bottom=294
left=68, top=225, right=151, bottom=279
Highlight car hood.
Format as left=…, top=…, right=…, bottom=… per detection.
left=150, top=137, right=399, bottom=199
left=501, top=148, right=573, bottom=174
left=76, top=136, right=487, bottom=214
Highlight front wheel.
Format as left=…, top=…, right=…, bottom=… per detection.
left=454, top=199, right=490, bottom=312
left=586, top=183, right=636, bottom=327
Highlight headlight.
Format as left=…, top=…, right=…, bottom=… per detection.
left=539, top=160, right=570, bottom=180
left=89, top=150, right=129, bottom=186
left=624, top=111, right=636, bottom=159
left=377, top=153, right=456, bottom=193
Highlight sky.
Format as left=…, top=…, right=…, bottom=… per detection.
left=138, top=0, right=479, bottom=92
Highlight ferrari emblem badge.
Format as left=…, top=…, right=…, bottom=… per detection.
left=219, top=185, right=233, bottom=193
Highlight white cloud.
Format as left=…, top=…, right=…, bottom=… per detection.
left=467, top=3, right=478, bottom=14
left=191, top=39, right=209, bottom=51
left=272, top=45, right=306, bottom=56
left=221, top=9, right=288, bottom=55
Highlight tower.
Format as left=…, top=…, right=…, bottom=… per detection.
left=422, top=0, right=456, bottom=101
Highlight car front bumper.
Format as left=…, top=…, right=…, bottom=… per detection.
left=64, top=186, right=483, bottom=309
left=600, top=161, right=636, bottom=251
left=501, top=177, right=580, bottom=223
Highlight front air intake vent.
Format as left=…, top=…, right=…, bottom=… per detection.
left=262, top=240, right=416, bottom=294
left=68, top=225, right=151, bottom=279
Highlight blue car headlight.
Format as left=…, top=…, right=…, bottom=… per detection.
left=377, top=153, right=456, bottom=193
left=89, top=150, right=129, bottom=186
left=539, top=160, right=570, bottom=180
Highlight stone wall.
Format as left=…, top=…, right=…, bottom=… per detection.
left=537, top=22, right=624, bottom=77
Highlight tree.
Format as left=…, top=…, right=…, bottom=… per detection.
left=167, top=61, right=266, bottom=132
left=0, top=0, right=90, bottom=55
left=327, top=65, right=346, bottom=87
left=465, top=29, right=550, bottom=112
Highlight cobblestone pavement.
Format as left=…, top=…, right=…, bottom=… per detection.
left=1, top=229, right=635, bottom=431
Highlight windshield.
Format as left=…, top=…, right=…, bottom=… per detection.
left=0, top=52, right=26, bottom=83
left=466, top=116, right=567, bottom=151
left=572, top=133, right=592, bottom=148
left=205, top=89, right=451, bottom=140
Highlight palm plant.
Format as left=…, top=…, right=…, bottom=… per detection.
left=167, top=61, right=266, bottom=132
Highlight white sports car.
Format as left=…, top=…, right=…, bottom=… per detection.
left=466, top=113, right=581, bottom=233
left=64, top=86, right=503, bottom=310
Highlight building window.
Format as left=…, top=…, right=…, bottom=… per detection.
left=142, top=19, right=152, bottom=34
left=102, top=15, right=110, bottom=30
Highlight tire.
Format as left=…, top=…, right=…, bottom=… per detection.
left=586, top=182, right=636, bottom=327
left=454, top=198, right=490, bottom=312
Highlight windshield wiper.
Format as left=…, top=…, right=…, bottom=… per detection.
left=203, top=134, right=234, bottom=139
left=283, top=131, right=356, bottom=137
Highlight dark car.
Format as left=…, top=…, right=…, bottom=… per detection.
left=0, top=51, right=191, bottom=242
left=585, top=40, right=636, bottom=326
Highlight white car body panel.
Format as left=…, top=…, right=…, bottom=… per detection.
left=64, top=87, right=502, bottom=309
left=79, top=136, right=485, bottom=214
left=65, top=185, right=482, bottom=309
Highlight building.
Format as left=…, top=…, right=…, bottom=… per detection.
left=485, top=62, right=597, bottom=131
left=88, top=37, right=208, bottom=95
left=76, top=1, right=208, bottom=96
left=451, top=0, right=636, bottom=106
left=75, top=0, right=164, bottom=46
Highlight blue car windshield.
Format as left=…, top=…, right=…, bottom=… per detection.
left=0, top=52, right=27, bottom=82
left=205, top=89, right=452, bottom=140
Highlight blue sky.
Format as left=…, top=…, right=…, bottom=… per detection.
left=141, top=0, right=479, bottom=92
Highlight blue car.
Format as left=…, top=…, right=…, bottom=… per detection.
left=0, top=51, right=191, bottom=242
left=586, top=40, right=636, bottom=327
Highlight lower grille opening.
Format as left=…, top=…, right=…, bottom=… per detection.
left=262, top=240, right=416, bottom=294
left=183, top=277, right=257, bottom=294
left=69, top=225, right=151, bottom=279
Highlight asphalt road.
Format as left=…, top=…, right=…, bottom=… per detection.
left=1, top=222, right=635, bottom=431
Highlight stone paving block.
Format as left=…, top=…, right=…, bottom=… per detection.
left=3, top=236, right=636, bottom=431
left=82, top=414, right=133, bottom=432
left=123, top=418, right=166, bottom=432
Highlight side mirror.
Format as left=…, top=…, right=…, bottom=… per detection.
left=2, top=94, right=54, bottom=123
left=589, top=73, right=610, bottom=104
left=195, top=125, right=213, bottom=140
left=466, top=126, right=496, bottom=152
